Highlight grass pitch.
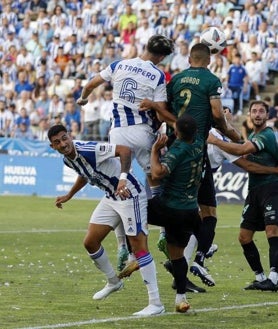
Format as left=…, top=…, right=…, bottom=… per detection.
left=0, top=196, right=277, bottom=329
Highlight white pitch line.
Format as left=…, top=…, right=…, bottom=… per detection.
left=0, top=229, right=86, bottom=234
left=0, top=225, right=239, bottom=234
left=15, top=301, right=278, bottom=329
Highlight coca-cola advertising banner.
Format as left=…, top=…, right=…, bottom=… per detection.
left=214, top=162, right=248, bottom=204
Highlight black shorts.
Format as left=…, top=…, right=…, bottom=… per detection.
left=197, top=154, right=217, bottom=207
left=240, top=182, right=278, bottom=231
left=147, top=196, right=201, bottom=248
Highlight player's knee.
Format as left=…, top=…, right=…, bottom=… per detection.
left=265, top=225, right=278, bottom=239
left=83, top=235, right=100, bottom=253
left=199, top=205, right=216, bottom=218
left=238, top=233, right=251, bottom=245
left=83, top=238, right=92, bottom=252
left=128, top=234, right=148, bottom=254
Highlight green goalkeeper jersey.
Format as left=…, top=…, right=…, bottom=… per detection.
left=160, top=136, right=204, bottom=210
left=166, top=67, right=222, bottom=141
left=247, top=127, right=278, bottom=190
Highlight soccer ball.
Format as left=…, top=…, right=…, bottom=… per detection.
left=200, top=27, right=227, bottom=54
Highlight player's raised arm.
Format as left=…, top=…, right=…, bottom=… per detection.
left=210, top=98, right=241, bottom=143
left=208, top=132, right=256, bottom=156
left=76, top=74, right=106, bottom=106
left=150, top=134, right=169, bottom=180
left=139, top=98, right=176, bottom=128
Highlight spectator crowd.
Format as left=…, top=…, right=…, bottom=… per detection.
left=0, top=0, right=278, bottom=141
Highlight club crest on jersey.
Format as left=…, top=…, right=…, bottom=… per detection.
left=266, top=204, right=272, bottom=211
left=265, top=203, right=275, bottom=219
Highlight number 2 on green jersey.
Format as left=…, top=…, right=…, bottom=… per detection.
left=178, top=89, right=192, bottom=117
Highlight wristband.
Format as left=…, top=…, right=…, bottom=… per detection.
left=119, top=172, right=127, bottom=180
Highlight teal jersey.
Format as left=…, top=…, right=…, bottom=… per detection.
left=166, top=67, right=222, bottom=141
left=160, top=136, right=204, bottom=209
left=247, top=127, right=278, bottom=189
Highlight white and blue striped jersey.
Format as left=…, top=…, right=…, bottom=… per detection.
left=63, top=141, right=143, bottom=200
left=208, top=128, right=239, bottom=172
left=100, top=57, right=167, bottom=129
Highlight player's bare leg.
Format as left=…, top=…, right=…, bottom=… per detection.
left=84, top=223, right=123, bottom=300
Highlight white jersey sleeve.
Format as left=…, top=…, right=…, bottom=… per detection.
left=69, top=141, right=144, bottom=199
left=208, top=128, right=240, bottom=169
left=94, top=143, right=117, bottom=165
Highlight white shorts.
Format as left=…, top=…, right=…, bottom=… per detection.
left=90, top=193, right=149, bottom=236
left=109, top=124, right=156, bottom=174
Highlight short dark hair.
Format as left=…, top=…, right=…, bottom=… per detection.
left=249, top=100, right=269, bottom=113
left=48, top=124, right=67, bottom=141
left=146, top=35, right=174, bottom=56
left=176, top=113, right=197, bottom=141
left=223, top=106, right=232, bottom=113
left=190, top=43, right=210, bottom=61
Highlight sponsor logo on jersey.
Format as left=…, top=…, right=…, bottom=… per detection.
left=266, top=204, right=272, bottom=211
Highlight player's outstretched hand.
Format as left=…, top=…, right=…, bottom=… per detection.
left=153, top=134, right=168, bottom=152
left=55, top=195, right=71, bottom=209
left=76, top=97, right=88, bottom=106
left=207, top=132, right=219, bottom=145
left=139, top=98, right=154, bottom=111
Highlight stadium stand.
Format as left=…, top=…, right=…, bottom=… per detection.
left=0, top=0, right=278, bottom=141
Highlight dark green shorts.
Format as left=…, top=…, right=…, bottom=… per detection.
left=147, top=196, right=201, bottom=248
left=240, top=182, right=278, bottom=231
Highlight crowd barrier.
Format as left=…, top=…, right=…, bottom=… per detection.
left=0, top=138, right=248, bottom=203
